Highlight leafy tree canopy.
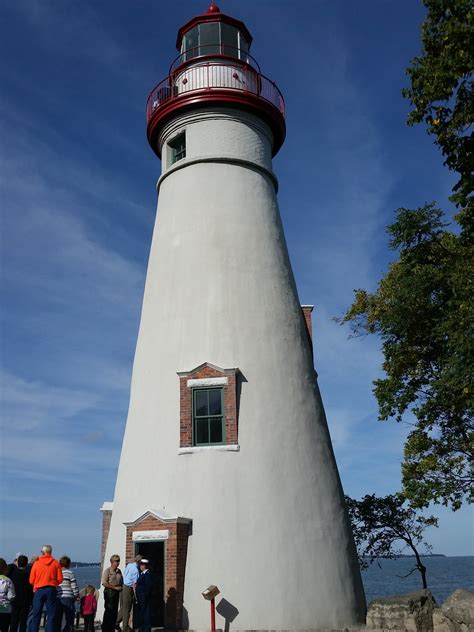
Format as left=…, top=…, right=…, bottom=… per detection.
left=346, top=494, right=438, bottom=589
left=402, top=0, right=473, bottom=220
left=339, top=0, right=474, bottom=511
left=338, top=204, right=473, bottom=510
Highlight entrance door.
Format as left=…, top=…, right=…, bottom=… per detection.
left=134, top=541, right=165, bottom=627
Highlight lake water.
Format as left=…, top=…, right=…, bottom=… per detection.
left=74, top=556, right=473, bottom=608
left=360, top=556, right=473, bottom=604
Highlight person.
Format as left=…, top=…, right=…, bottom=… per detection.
left=55, top=557, right=79, bottom=632
left=133, top=560, right=152, bottom=632
left=101, top=555, right=122, bottom=632
left=80, top=586, right=97, bottom=632
left=116, top=555, right=141, bottom=632
left=8, top=555, right=33, bottom=632
left=24, top=557, right=39, bottom=632
left=29, top=545, right=63, bottom=632
left=7, top=554, right=23, bottom=578
left=0, top=558, right=15, bottom=632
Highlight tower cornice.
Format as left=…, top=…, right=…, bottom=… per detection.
left=156, top=155, right=279, bottom=194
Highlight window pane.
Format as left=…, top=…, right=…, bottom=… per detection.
left=183, top=27, right=198, bottom=60
left=221, top=23, right=238, bottom=58
left=195, top=390, right=208, bottom=416
left=169, top=133, right=186, bottom=165
left=174, top=140, right=185, bottom=161
left=209, top=417, right=223, bottom=443
left=239, top=34, right=249, bottom=61
left=195, top=418, right=209, bottom=444
left=199, top=22, right=220, bottom=55
left=208, top=389, right=222, bottom=415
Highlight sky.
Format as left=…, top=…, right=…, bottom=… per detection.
left=1, top=0, right=472, bottom=562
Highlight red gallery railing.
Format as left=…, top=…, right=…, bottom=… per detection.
left=146, top=61, right=285, bottom=124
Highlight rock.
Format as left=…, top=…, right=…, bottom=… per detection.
left=433, top=607, right=452, bottom=632
left=441, top=589, right=474, bottom=631
left=366, top=589, right=437, bottom=631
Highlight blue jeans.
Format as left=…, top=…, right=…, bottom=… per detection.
left=31, top=587, right=57, bottom=632
left=56, top=598, right=75, bottom=632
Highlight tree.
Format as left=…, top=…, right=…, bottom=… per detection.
left=345, top=494, right=438, bottom=589
left=338, top=0, right=474, bottom=510
left=402, top=0, right=473, bottom=220
left=338, top=204, right=473, bottom=510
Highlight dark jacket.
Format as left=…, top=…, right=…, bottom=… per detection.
left=9, top=567, right=33, bottom=607
left=135, top=571, right=152, bottom=606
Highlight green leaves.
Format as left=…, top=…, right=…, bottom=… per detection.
left=402, top=0, right=473, bottom=212
left=338, top=0, right=473, bottom=516
left=387, top=204, right=447, bottom=250
left=339, top=204, right=474, bottom=510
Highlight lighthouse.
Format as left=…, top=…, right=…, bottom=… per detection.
left=101, top=4, right=366, bottom=630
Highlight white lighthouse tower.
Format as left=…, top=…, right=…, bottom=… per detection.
left=101, top=4, right=366, bottom=630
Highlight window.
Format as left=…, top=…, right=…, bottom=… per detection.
left=168, top=132, right=186, bottom=165
left=221, top=23, right=238, bottom=57
left=239, top=34, right=250, bottom=61
left=178, top=363, right=239, bottom=451
left=183, top=27, right=198, bottom=61
left=180, top=23, right=249, bottom=62
left=198, top=22, right=220, bottom=56
left=193, top=388, right=224, bottom=445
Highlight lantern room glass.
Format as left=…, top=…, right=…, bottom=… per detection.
left=181, top=22, right=250, bottom=62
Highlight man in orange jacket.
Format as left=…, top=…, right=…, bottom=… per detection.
left=29, top=545, right=63, bottom=632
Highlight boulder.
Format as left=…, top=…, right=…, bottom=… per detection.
left=433, top=607, right=454, bottom=632
left=441, top=589, right=474, bottom=631
left=366, top=589, right=437, bottom=631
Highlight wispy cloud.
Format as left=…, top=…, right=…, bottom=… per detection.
left=0, top=79, right=145, bottom=523
left=0, top=371, right=99, bottom=432
left=2, top=434, right=117, bottom=472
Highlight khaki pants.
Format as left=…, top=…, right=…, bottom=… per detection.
left=117, top=585, right=134, bottom=632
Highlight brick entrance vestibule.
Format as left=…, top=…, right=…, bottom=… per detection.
left=125, top=510, right=191, bottom=629
left=101, top=509, right=192, bottom=630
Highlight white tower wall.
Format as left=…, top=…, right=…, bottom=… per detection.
left=103, top=108, right=365, bottom=630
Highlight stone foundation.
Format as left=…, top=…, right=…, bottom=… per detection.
left=366, top=589, right=436, bottom=631
left=365, top=588, right=474, bottom=632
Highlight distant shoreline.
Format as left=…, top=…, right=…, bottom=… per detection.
left=363, top=554, right=447, bottom=559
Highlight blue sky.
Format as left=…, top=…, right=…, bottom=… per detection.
left=1, top=0, right=472, bottom=562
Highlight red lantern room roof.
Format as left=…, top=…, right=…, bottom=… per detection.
left=175, top=4, right=253, bottom=51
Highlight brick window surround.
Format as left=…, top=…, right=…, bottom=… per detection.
left=177, top=363, right=239, bottom=449
left=124, top=510, right=192, bottom=630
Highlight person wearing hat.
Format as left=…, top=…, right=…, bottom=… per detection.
left=133, top=560, right=152, bottom=632
left=101, top=555, right=122, bottom=632
left=116, top=555, right=142, bottom=632
left=6, top=553, right=26, bottom=580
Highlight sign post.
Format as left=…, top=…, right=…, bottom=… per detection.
left=202, top=585, right=220, bottom=632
